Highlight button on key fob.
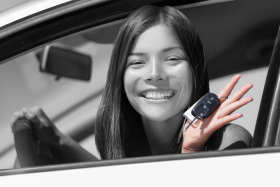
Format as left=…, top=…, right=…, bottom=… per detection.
left=191, top=93, right=220, bottom=120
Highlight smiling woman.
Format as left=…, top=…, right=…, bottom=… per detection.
left=94, top=5, right=253, bottom=159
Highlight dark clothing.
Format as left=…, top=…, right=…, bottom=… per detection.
left=170, top=123, right=252, bottom=153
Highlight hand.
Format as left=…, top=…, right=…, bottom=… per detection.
left=12, top=106, right=62, bottom=148
left=12, top=106, right=99, bottom=162
left=182, top=74, right=253, bottom=153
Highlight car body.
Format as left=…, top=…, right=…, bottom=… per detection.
left=0, top=0, right=280, bottom=186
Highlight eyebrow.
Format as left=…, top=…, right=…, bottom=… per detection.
left=162, top=46, right=182, bottom=52
left=129, top=46, right=183, bottom=56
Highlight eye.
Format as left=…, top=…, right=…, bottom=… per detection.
left=127, top=60, right=145, bottom=67
left=167, top=57, right=180, bottom=61
left=165, top=56, right=185, bottom=64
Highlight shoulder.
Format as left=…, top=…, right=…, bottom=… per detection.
left=205, top=123, right=252, bottom=151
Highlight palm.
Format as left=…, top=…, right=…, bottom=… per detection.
left=182, top=74, right=253, bottom=153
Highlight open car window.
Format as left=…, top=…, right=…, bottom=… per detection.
left=1, top=1, right=280, bottom=185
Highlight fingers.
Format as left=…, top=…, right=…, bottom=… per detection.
left=22, top=107, right=41, bottom=125
left=220, top=83, right=253, bottom=109
left=11, top=107, right=43, bottom=131
left=218, top=97, right=253, bottom=118
left=213, top=113, right=243, bottom=131
left=13, top=111, right=24, bottom=121
left=217, top=74, right=241, bottom=99
left=29, top=106, right=52, bottom=124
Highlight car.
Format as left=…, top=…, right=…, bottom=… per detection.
left=0, top=0, right=280, bottom=186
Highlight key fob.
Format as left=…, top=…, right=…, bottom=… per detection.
left=191, top=93, right=220, bottom=120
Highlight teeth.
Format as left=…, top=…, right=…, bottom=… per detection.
left=142, top=90, right=176, bottom=100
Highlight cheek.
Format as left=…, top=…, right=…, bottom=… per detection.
left=123, top=70, right=139, bottom=103
left=171, top=62, right=193, bottom=107
left=180, top=66, right=193, bottom=91
left=124, top=71, right=132, bottom=95
left=124, top=70, right=146, bottom=116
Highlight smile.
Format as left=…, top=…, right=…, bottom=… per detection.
left=140, top=90, right=177, bottom=100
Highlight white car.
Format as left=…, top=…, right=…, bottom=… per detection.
left=0, top=0, right=280, bottom=186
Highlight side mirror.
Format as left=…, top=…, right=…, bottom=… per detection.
left=37, top=45, right=92, bottom=81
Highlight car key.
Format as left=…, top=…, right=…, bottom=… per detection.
left=183, top=93, right=223, bottom=132
left=191, top=93, right=220, bottom=120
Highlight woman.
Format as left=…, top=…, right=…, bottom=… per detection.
left=94, top=5, right=253, bottom=159
left=13, top=5, right=253, bottom=162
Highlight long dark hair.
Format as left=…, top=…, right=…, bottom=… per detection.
left=95, top=5, right=209, bottom=159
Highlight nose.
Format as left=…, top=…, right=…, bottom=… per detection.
left=144, top=58, right=167, bottom=82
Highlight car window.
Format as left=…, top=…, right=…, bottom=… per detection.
left=0, top=0, right=279, bottom=171
left=0, top=19, right=270, bottom=170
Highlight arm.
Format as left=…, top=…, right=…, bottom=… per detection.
left=56, top=132, right=99, bottom=162
left=13, top=107, right=99, bottom=162
left=182, top=74, right=253, bottom=153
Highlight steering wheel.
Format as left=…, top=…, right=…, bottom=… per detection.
left=13, top=118, right=67, bottom=168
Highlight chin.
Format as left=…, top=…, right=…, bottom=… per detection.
left=141, top=109, right=177, bottom=122
left=131, top=99, right=188, bottom=122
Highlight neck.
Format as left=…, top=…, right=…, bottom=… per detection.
left=142, top=112, right=184, bottom=155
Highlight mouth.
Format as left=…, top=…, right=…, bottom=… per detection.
left=140, top=90, right=177, bottom=100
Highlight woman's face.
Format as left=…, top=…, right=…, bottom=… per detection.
left=124, top=24, right=193, bottom=122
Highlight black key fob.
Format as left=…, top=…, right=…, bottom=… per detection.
left=191, top=93, right=220, bottom=120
